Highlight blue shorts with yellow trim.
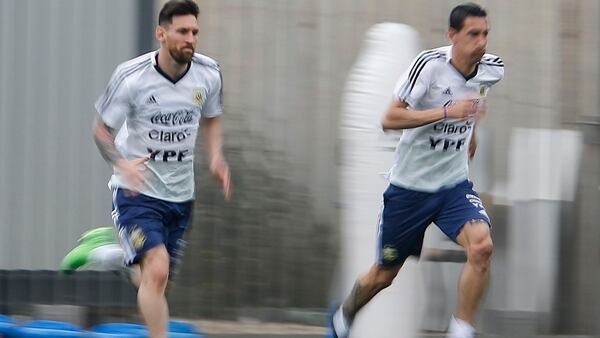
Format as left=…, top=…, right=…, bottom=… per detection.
left=377, top=180, right=490, bottom=267
left=111, top=188, right=192, bottom=277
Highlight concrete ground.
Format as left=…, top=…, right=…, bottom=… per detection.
left=187, top=320, right=597, bottom=338
left=208, top=335, right=596, bottom=338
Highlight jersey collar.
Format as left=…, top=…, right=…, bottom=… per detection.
left=446, top=45, right=479, bottom=81
left=445, top=45, right=453, bottom=63
left=151, top=50, right=191, bottom=84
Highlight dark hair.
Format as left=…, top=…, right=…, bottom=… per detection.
left=449, top=3, right=487, bottom=31
left=159, top=0, right=200, bottom=26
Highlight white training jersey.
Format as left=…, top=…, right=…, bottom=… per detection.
left=95, top=50, right=223, bottom=202
left=390, top=45, right=504, bottom=192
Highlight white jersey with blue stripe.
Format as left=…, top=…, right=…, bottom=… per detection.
left=95, top=50, right=223, bottom=202
left=390, top=45, right=504, bottom=192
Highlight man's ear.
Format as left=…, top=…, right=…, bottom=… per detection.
left=447, top=28, right=457, bottom=43
left=156, top=25, right=166, bottom=43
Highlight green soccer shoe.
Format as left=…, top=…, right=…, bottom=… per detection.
left=60, top=227, right=119, bottom=273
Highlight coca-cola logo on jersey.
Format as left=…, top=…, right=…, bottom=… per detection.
left=150, top=110, right=195, bottom=126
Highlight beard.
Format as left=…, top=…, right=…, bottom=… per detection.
left=169, top=46, right=194, bottom=64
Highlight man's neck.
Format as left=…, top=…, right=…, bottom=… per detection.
left=450, top=50, right=478, bottom=79
left=157, top=50, right=189, bottom=81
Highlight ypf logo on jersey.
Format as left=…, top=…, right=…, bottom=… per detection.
left=192, top=87, right=206, bottom=106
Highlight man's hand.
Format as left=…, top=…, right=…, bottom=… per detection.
left=465, top=99, right=486, bottom=160
left=446, top=99, right=481, bottom=119
left=210, top=156, right=231, bottom=201
left=115, top=155, right=150, bottom=195
left=446, top=98, right=488, bottom=120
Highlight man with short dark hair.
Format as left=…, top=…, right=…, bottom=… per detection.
left=329, top=3, right=503, bottom=338
left=91, top=1, right=230, bottom=336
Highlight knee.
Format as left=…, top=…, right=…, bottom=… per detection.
left=468, top=236, right=493, bottom=270
left=148, top=263, right=170, bottom=286
left=370, top=266, right=400, bottom=291
left=374, top=275, right=393, bottom=291
left=141, top=262, right=169, bottom=292
left=141, top=251, right=170, bottom=289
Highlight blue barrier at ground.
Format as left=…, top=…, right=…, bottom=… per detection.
left=167, top=320, right=204, bottom=337
left=89, top=323, right=147, bottom=338
left=90, top=321, right=204, bottom=338
left=8, top=320, right=86, bottom=337
left=0, top=316, right=204, bottom=338
left=0, top=315, right=15, bottom=336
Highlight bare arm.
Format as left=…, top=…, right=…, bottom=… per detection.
left=93, top=117, right=148, bottom=191
left=382, top=100, right=445, bottom=130
left=201, top=116, right=231, bottom=200
left=469, top=126, right=477, bottom=160
left=468, top=99, right=489, bottom=159
left=381, top=99, right=480, bottom=131
left=93, top=117, right=123, bottom=164
left=201, top=116, right=223, bottom=163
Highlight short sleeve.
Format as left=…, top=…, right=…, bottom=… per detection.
left=94, top=65, right=133, bottom=129
left=393, top=51, right=436, bottom=108
left=201, top=66, right=223, bottom=118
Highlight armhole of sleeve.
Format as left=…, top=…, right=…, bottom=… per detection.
left=414, top=61, right=433, bottom=105
left=405, top=63, right=431, bottom=108
left=124, top=76, right=134, bottom=110
left=216, top=66, right=224, bottom=110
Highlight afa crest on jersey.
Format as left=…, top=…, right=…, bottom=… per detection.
left=192, top=87, right=206, bottom=106
left=479, top=83, right=493, bottom=97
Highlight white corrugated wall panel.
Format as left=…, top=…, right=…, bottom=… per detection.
left=0, top=0, right=138, bottom=269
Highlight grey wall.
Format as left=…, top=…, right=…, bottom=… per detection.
left=0, top=0, right=139, bottom=269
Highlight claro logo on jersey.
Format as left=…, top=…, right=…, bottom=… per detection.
left=429, top=120, right=473, bottom=152
left=148, top=129, right=191, bottom=143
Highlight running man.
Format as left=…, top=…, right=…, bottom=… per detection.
left=329, top=3, right=503, bottom=338
left=76, top=1, right=230, bottom=337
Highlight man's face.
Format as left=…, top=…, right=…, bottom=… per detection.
left=449, top=16, right=489, bottom=63
left=158, top=14, right=199, bottom=64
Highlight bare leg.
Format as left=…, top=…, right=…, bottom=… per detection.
left=455, top=221, right=493, bottom=323
left=138, top=246, right=170, bottom=338
left=341, top=264, right=402, bottom=323
left=129, top=264, right=142, bottom=288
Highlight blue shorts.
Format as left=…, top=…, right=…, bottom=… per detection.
left=376, top=180, right=490, bottom=267
left=111, top=188, right=192, bottom=278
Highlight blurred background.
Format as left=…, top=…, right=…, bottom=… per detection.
left=0, top=0, right=598, bottom=337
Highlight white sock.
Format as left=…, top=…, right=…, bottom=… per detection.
left=332, top=306, right=350, bottom=338
left=447, top=315, right=475, bottom=338
left=88, top=244, right=125, bottom=269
